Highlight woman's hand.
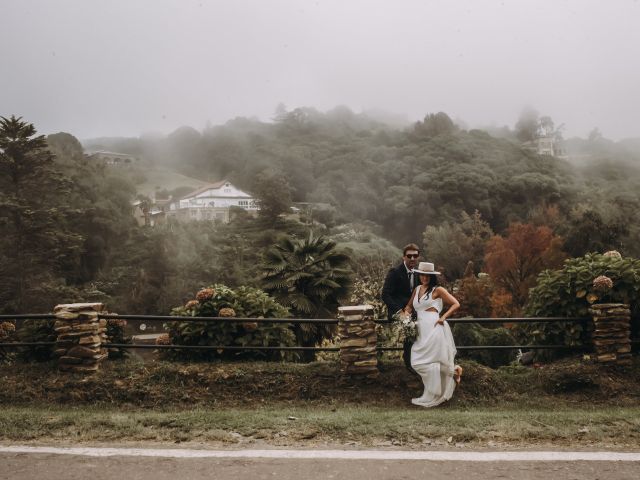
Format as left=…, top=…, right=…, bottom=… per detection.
left=436, top=317, right=445, bottom=325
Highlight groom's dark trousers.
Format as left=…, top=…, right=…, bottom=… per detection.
left=382, top=262, right=416, bottom=373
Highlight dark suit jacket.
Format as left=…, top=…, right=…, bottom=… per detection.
left=382, top=262, right=415, bottom=320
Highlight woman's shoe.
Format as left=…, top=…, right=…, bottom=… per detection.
left=454, top=365, right=463, bottom=384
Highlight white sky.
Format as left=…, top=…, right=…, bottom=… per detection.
left=2, top=0, right=639, bottom=140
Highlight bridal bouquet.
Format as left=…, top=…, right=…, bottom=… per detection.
left=392, top=310, right=417, bottom=343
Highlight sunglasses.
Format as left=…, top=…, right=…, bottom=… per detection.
left=405, top=254, right=419, bottom=259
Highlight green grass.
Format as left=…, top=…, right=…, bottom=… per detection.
left=132, top=165, right=208, bottom=196
left=2, top=405, right=639, bottom=446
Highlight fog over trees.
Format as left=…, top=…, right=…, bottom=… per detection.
left=2, top=1, right=640, bottom=322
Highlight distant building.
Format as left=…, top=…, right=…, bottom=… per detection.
left=522, top=135, right=567, bottom=158
left=168, top=180, right=258, bottom=223
left=536, top=136, right=555, bottom=156
left=132, top=199, right=167, bottom=227
left=86, top=150, right=140, bottom=166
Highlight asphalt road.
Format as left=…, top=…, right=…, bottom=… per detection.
left=2, top=449, right=639, bottom=480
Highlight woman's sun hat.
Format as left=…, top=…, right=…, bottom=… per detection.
left=412, top=262, right=441, bottom=275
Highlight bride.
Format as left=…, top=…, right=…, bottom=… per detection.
left=403, top=262, right=462, bottom=407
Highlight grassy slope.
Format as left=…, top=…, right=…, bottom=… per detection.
left=1, top=357, right=639, bottom=446
left=132, top=165, right=209, bottom=197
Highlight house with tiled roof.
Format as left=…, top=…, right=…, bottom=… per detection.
left=167, top=180, right=258, bottom=222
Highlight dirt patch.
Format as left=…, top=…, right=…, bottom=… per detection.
left=1, top=356, right=639, bottom=408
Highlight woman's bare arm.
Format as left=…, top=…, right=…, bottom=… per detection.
left=403, top=287, right=418, bottom=314
left=434, top=286, right=460, bottom=324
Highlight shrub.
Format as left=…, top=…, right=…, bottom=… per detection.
left=16, top=319, right=56, bottom=362
left=166, top=284, right=297, bottom=361
left=453, top=273, right=493, bottom=318
left=0, top=321, right=17, bottom=362
left=451, top=322, right=518, bottom=368
left=105, top=318, right=130, bottom=359
left=520, top=252, right=640, bottom=353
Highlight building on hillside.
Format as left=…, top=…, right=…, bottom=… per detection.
left=522, top=135, right=567, bottom=158
left=132, top=200, right=167, bottom=227
left=86, top=150, right=141, bottom=166
left=168, top=180, right=258, bottom=223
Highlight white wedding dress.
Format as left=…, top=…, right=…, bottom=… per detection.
left=410, top=287, right=457, bottom=407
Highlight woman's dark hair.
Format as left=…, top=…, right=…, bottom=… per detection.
left=419, top=274, right=439, bottom=295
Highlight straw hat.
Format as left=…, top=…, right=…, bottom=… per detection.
left=412, top=262, right=441, bottom=275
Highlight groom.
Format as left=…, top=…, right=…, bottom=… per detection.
left=382, top=243, right=420, bottom=373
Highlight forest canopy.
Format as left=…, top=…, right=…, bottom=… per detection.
left=3, top=107, right=640, bottom=316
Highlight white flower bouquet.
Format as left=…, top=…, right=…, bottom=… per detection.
left=392, top=310, right=417, bottom=343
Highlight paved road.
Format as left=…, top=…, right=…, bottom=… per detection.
left=2, top=447, right=639, bottom=480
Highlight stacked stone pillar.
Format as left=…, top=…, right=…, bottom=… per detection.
left=53, top=303, right=108, bottom=372
left=337, top=305, right=378, bottom=378
left=588, top=303, right=632, bottom=366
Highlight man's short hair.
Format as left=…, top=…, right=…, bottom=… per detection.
left=403, top=243, right=420, bottom=256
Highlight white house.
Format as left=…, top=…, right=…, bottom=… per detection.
left=522, top=135, right=567, bottom=158
left=168, top=180, right=258, bottom=223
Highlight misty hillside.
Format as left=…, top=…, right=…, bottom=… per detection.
left=85, top=108, right=583, bottom=243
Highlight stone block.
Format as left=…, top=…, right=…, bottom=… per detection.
left=67, top=345, right=101, bottom=358
left=79, top=335, right=101, bottom=345
left=341, top=338, right=368, bottom=348
left=353, top=359, right=377, bottom=367
left=596, top=353, right=617, bottom=363
left=54, top=311, right=80, bottom=320
left=54, top=303, right=104, bottom=313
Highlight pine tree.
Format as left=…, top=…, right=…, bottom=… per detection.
left=0, top=116, right=81, bottom=312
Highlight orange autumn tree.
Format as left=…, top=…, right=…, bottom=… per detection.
left=484, top=223, right=566, bottom=313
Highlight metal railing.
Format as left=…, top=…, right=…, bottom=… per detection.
left=2, top=312, right=636, bottom=353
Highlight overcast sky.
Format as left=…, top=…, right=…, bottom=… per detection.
left=2, top=0, right=639, bottom=140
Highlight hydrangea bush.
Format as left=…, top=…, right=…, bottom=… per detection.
left=165, top=284, right=297, bottom=360
left=520, top=252, right=640, bottom=351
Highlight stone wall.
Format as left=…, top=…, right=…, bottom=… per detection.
left=337, top=305, right=378, bottom=378
left=588, top=303, right=632, bottom=366
left=54, top=303, right=108, bottom=372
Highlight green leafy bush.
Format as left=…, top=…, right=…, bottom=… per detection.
left=16, top=319, right=56, bottom=362
left=106, top=319, right=131, bottom=359
left=520, top=252, right=640, bottom=352
left=166, top=284, right=297, bottom=361
left=451, top=322, right=518, bottom=368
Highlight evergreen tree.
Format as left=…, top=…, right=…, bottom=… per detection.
left=0, top=116, right=82, bottom=312
left=252, top=170, right=293, bottom=219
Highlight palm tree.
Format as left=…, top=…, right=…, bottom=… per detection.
left=261, top=233, right=353, bottom=360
